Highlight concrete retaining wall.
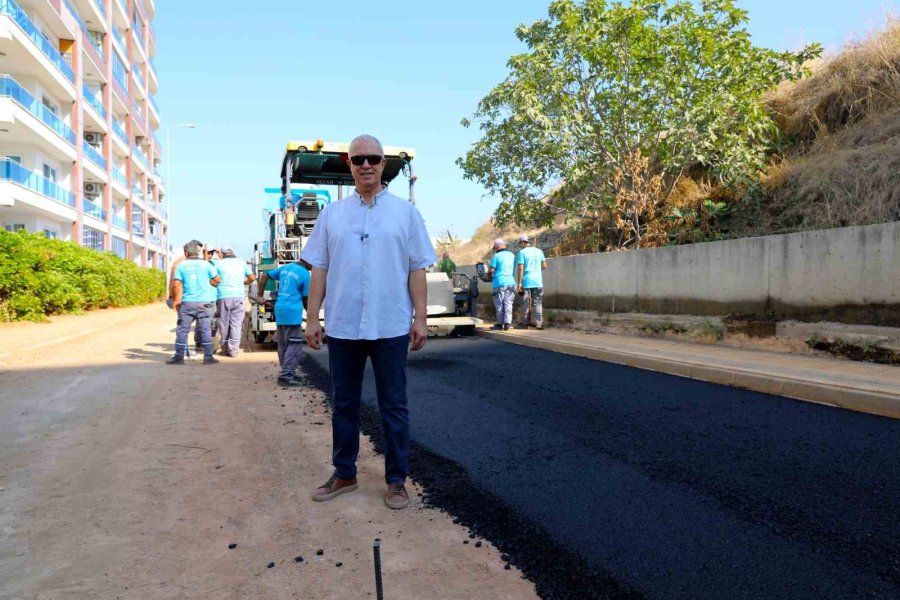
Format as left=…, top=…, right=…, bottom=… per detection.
left=462, top=222, right=900, bottom=325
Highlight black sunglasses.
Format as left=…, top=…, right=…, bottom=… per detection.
left=349, top=154, right=384, bottom=166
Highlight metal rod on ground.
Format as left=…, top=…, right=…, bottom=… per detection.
left=373, top=538, right=384, bottom=600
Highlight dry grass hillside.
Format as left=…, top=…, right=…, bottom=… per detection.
left=452, top=20, right=900, bottom=263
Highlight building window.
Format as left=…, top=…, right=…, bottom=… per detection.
left=4, top=155, right=22, bottom=164
left=43, top=228, right=58, bottom=239
left=82, top=226, right=105, bottom=251
left=112, top=236, right=127, bottom=259
left=4, top=224, right=26, bottom=232
left=42, top=95, right=59, bottom=116
left=43, top=164, right=57, bottom=183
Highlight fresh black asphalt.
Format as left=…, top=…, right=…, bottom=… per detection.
left=301, top=336, right=900, bottom=600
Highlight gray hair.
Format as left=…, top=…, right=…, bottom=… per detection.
left=183, top=240, right=201, bottom=257
left=349, top=134, right=384, bottom=155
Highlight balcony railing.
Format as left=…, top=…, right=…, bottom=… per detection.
left=132, top=145, right=148, bottom=168
left=92, top=0, right=106, bottom=21
left=112, top=26, right=125, bottom=52
left=0, top=76, right=75, bottom=144
left=132, top=183, right=143, bottom=199
left=131, top=26, right=145, bottom=55
left=82, top=140, right=106, bottom=169
left=132, top=223, right=144, bottom=237
left=131, top=63, right=146, bottom=91
left=149, top=95, right=159, bottom=116
left=112, top=215, right=128, bottom=230
left=82, top=84, right=106, bottom=120
left=111, top=51, right=128, bottom=91
left=83, top=197, right=106, bottom=220
left=112, top=118, right=127, bottom=144
left=1, top=158, right=75, bottom=207
left=111, top=167, right=127, bottom=188
left=0, top=0, right=76, bottom=83
left=148, top=233, right=161, bottom=246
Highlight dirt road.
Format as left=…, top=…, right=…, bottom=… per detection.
left=0, top=304, right=535, bottom=600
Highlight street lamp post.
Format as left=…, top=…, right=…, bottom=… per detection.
left=164, top=123, right=196, bottom=292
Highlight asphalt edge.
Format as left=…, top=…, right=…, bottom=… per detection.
left=478, top=330, right=900, bottom=420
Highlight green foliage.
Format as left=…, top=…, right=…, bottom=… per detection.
left=0, top=230, right=165, bottom=322
left=458, top=0, right=821, bottom=247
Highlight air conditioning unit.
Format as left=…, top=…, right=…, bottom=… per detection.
left=135, top=135, right=147, bottom=147
left=85, top=132, right=102, bottom=145
left=84, top=182, right=101, bottom=195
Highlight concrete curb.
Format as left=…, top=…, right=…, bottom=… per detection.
left=478, top=330, right=900, bottom=420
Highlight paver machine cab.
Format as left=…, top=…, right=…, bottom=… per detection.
left=247, top=140, right=482, bottom=343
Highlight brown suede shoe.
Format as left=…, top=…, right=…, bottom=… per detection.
left=385, top=483, right=409, bottom=509
left=311, top=476, right=358, bottom=502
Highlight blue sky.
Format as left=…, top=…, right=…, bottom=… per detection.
left=156, top=0, right=897, bottom=256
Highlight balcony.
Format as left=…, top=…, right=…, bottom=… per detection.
left=111, top=50, right=128, bottom=94
left=147, top=58, right=158, bottom=94
left=132, top=145, right=148, bottom=172
left=131, top=182, right=143, bottom=200
left=63, top=0, right=104, bottom=74
left=132, top=223, right=144, bottom=237
left=110, top=168, right=128, bottom=190
left=0, top=0, right=76, bottom=85
left=130, top=26, right=147, bottom=63
left=1, top=158, right=75, bottom=208
left=82, top=83, right=106, bottom=120
left=112, top=0, right=127, bottom=29
left=82, top=140, right=106, bottom=169
left=111, top=25, right=125, bottom=55
left=130, top=62, right=146, bottom=98
left=83, top=197, right=106, bottom=220
left=0, top=75, right=75, bottom=146
left=111, top=214, right=128, bottom=230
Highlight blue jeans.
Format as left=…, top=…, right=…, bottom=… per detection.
left=327, top=335, right=409, bottom=484
left=175, top=302, right=214, bottom=358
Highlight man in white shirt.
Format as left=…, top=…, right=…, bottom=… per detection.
left=302, top=134, right=436, bottom=510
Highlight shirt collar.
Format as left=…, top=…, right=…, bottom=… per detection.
left=351, top=186, right=388, bottom=207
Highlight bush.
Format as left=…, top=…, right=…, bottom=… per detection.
left=0, top=230, right=166, bottom=322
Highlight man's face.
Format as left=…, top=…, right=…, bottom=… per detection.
left=347, top=139, right=385, bottom=190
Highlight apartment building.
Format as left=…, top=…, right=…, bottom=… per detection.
left=0, top=0, right=166, bottom=271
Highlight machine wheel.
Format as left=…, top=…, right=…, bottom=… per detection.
left=254, top=331, right=269, bottom=344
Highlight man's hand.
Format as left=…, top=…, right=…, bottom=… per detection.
left=409, top=317, right=428, bottom=352
left=306, top=319, right=324, bottom=350
left=173, top=302, right=181, bottom=313
left=256, top=295, right=264, bottom=305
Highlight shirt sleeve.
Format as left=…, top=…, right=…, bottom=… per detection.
left=173, top=263, right=184, bottom=282
left=207, top=263, right=218, bottom=279
left=408, top=205, right=437, bottom=271
left=300, top=205, right=330, bottom=270
left=516, top=251, right=525, bottom=265
left=300, top=269, right=310, bottom=298
left=490, top=255, right=498, bottom=270
left=539, top=249, right=546, bottom=262
left=269, top=266, right=282, bottom=281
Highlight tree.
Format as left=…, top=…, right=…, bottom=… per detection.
left=457, top=0, right=821, bottom=250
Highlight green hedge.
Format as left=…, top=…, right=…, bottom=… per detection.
left=0, top=230, right=166, bottom=322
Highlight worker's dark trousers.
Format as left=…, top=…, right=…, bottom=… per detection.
left=194, top=303, right=217, bottom=349
left=277, top=325, right=304, bottom=380
left=217, top=297, right=245, bottom=356
left=176, top=302, right=214, bottom=359
left=327, top=335, right=409, bottom=484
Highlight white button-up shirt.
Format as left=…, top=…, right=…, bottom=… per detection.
left=300, top=188, right=437, bottom=340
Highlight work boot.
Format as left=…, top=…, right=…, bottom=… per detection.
left=491, top=324, right=503, bottom=331
left=385, top=483, right=409, bottom=510
left=277, top=377, right=303, bottom=388
left=311, top=476, right=358, bottom=502
left=203, top=356, right=219, bottom=365
left=166, top=356, right=184, bottom=365
left=502, top=324, right=511, bottom=331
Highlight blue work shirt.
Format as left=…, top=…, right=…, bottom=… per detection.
left=490, top=250, right=516, bottom=288
left=269, top=263, right=310, bottom=326
left=216, top=256, right=251, bottom=300
left=516, top=246, right=546, bottom=289
left=301, top=189, right=437, bottom=340
left=174, top=259, right=218, bottom=303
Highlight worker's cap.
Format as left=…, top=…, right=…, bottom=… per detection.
left=221, top=246, right=235, bottom=255
left=518, top=235, right=530, bottom=243
left=492, top=238, right=506, bottom=248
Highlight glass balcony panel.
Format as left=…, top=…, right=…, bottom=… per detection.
left=112, top=215, right=128, bottom=230
left=82, top=140, right=106, bottom=169
left=82, top=84, right=107, bottom=120
left=83, top=197, right=106, bottom=220
left=1, top=158, right=75, bottom=207
left=112, top=118, right=127, bottom=144
left=111, top=167, right=127, bottom=188
left=0, top=0, right=76, bottom=82
left=0, top=75, right=76, bottom=143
